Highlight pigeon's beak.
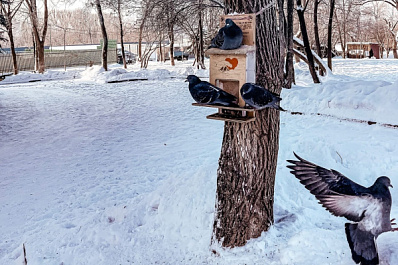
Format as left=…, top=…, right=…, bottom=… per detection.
left=390, top=184, right=394, bottom=188
left=185, top=79, right=188, bottom=82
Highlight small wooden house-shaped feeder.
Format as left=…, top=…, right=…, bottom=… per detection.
left=193, top=14, right=257, bottom=123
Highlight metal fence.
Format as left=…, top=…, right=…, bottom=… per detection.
left=0, top=49, right=117, bottom=74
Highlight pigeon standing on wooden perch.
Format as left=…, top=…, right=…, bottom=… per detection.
left=287, top=153, right=398, bottom=265
left=186, top=75, right=238, bottom=107
left=209, top=18, right=243, bottom=50
left=240, top=83, right=285, bottom=111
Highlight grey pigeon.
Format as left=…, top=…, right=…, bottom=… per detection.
left=287, top=153, right=398, bottom=265
left=209, top=18, right=243, bottom=50
left=186, top=75, right=238, bottom=107
left=240, top=83, right=285, bottom=111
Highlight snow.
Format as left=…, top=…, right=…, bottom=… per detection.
left=1, top=58, right=398, bottom=264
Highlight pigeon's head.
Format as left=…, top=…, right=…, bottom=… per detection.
left=185, top=75, right=201, bottom=85
left=375, top=176, right=393, bottom=188
left=225, top=19, right=235, bottom=27
left=240, top=83, right=255, bottom=96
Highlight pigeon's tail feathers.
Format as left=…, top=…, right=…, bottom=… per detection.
left=345, top=223, right=379, bottom=265
left=270, top=97, right=285, bottom=111
left=208, top=43, right=217, bottom=50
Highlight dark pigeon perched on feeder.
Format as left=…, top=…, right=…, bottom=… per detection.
left=209, top=18, right=243, bottom=50
left=186, top=75, right=238, bottom=107
left=287, top=152, right=398, bottom=265
left=240, top=83, right=285, bottom=111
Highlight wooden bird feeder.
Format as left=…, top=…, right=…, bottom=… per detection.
left=193, top=14, right=257, bottom=123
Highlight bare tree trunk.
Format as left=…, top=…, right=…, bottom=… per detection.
left=25, top=0, right=48, bottom=73
left=296, top=0, right=320, bottom=83
left=335, top=10, right=344, bottom=57
left=7, top=17, right=18, bottom=74
left=313, top=0, right=324, bottom=76
left=197, top=0, right=205, bottom=69
left=327, top=0, right=335, bottom=69
left=138, top=21, right=144, bottom=62
left=168, top=25, right=175, bottom=66
left=213, top=0, right=284, bottom=248
left=117, top=0, right=127, bottom=68
left=393, top=38, right=398, bottom=58
left=95, top=0, right=108, bottom=71
left=1, top=1, right=23, bottom=75
left=285, top=0, right=295, bottom=88
left=159, top=33, right=164, bottom=62
left=36, top=40, right=45, bottom=73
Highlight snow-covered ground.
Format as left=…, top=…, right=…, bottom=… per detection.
left=1, top=58, right=398, bottom=264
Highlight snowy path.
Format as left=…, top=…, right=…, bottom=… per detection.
left=1, top=59, right=398, bottom=264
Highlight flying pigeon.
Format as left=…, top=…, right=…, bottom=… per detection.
left=209, top=18, right=243, bottom=50
left=287, top=153, right=398, bottom=265
left=240, top=83, right=285, bottom=111
left=186, top=75, right=238, bottom=107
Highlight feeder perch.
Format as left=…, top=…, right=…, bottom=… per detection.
left=194, top=14, right=257, bottom=123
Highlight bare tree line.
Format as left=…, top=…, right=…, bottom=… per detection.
left=0, top=0, right=397, bottom=75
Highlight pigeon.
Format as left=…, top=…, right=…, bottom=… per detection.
left=186, top=75, right=238, bottom=107
left=287, top=152, right=398, bottom=265
left=240, top=83, right=285, bottom=111
left=209, top=18, right=243, bottom=50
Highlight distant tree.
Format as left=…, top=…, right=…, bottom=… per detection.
left=0, top=2, right=7, bottom=44
left=384, top=18, right=398, bottom=58
left=104, top=0, right=129, bottom=68
left=285, top=0, right=295, bottom=87
left=25, top=0, right=49, bottom=73
left=0, top=0, right=23, bottom=74
left=366, top=0, right=398, bottom=58
left=137, top=0, right=157, bottom=63
left=296, top=0, right=320, bottom=83
left=178, top=0, right=221, bottom=69
left=327, top=0, right=335, bottom=69
left=94, top=0, right=108, bottom=70
left=334, top=0, right=359, bottom=58
left=313, top=0, right=325, bottom=75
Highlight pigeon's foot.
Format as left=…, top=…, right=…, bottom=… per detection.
left=390, top=218, right=398, bottom=231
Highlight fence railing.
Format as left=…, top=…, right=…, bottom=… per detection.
left=0, top=49, right=117, bottom=74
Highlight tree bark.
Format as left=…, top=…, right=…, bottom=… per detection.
left=95, top=0, right=108, bottom=71
left=296, top=0, right=320, bottom=83
left=138, top=20, right=144, bottom=62
left=1, top=1, right=23, bottom=75
left=393, top=38, right=398, bottom=59
left=168, top=20, right=175, bottom=66
left=313, top=0, right=324, bottom=76
left=6, top=16, right=18, bottom=74
left=285, top=0, right=295, bottom=88
left=327, top=0, right=335, bottom=69
left=25, top=0, right=48, bottom=73
left=213, top=0, right=284, bottom=248
left=197, top=0, right=205, bottom=69
left=117, top=0, right=127, bottom=69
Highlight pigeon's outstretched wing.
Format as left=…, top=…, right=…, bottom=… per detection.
left=287, top=152, right=368, bottom=196
left=316, top=194, right=382, bottom=222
